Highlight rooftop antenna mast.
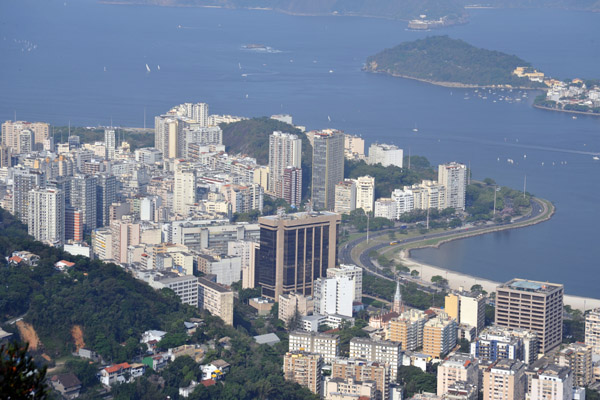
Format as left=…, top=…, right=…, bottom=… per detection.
left=144, top=107, right=146, bottom=130
left=14, top=111, right=16, bottom=122
left=408, top=147, right=411, bottom=170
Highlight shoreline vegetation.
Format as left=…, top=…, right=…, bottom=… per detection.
left=533, top=103, right=600, bottom=117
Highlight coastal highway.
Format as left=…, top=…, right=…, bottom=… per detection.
left=339, top=198, right=548, bottom=284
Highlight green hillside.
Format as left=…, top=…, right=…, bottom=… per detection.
left=365, top=36, right=541, bottom=87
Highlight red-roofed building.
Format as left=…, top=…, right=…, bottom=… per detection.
left=54, top=260, right=75, bottom=272
left=100, top=363, right=132, bottom=386
left=201, top=379, right=216, bottom=387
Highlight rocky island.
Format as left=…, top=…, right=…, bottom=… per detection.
left=364, top=36, right=544, bottom=89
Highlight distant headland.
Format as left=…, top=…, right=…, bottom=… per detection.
left=363, top=36, right=544, bottom=89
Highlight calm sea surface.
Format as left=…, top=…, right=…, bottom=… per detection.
left=1, top=0, right=599, bottom=296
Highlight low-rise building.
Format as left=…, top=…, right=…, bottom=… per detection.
left=151, top=275, right=199, bottom=307
left=50, top=373, right=82, bottom=400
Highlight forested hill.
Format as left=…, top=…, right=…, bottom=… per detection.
left=364, top=36, right=540, bottom=88
left=109, top=0, right=466, bottom=20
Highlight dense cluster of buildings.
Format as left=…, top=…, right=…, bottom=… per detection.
left=512, top=67, right=600, bottom=113
left=4, top=105, right=600, bottom=400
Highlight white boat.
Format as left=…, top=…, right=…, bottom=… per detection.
left=412, top=123, right=418, bottom=132
left=329, top=70, right=334, bottom=73
left=146, top=64, right=150, bottom=72
left=157, top=65, right=160, bottom=70
left=572, top=116, right=577, bottom=120
left=593, top=156, right=600, bottom=161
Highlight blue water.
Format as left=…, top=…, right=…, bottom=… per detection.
left=1, top=0, right=599, bottom=296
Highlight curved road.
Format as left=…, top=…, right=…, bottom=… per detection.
left=339, top=198, right=548, bottom=285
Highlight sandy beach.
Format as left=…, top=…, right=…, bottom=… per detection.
left=397, top=250, right=600, bottom=311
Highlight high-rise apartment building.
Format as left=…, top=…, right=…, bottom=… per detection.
left=391, top=188, right=414, bottom=218
left=445, top=291, right=486, bottom=334
left=408, top=180, right=447, bottom=210
left=387, top=309, right=428, bottom=351
left=96, top=174, right=117, bottom=228
left=367, top=143, right=403, bottom=168
left=227, top=240, right=257, bottom=289
left=438, top=162, right=467, bottom=211
left=198, top=277, right=234, bottom=325
left=173, top=167, right=196, bottom=215
left=289, top=331, right=340, bottom=364
left=92, top=228, right=113, bottom=260
left=423, top=312, right=458, bottom=358
left=344, top=134, right=365, bottom=159
left=110, top=218, right=141, bottom=264
left=12, top=168, right=43, bottom=223
left=154, top=116, right=179, bottom=159
left=152, top=275, right=199, bottom=307
left=326, top=264, right=362, bottom=303
left=555, top=342, right=593, bottom=387
left=268, top=131, right=302, bottom=199
left=495, top=279, right=563, bottom=353
left=2, top=120, right=49, bottom=151
left=65, top=207, right=84, bottom=242
left=104, top=129, right=116, bottom=160
left=334, top=179, right=357, bottom=214
left=471, top=326, right=539, bottom=365
left=530, top=364, right=573, bottom=400
left=314, top=275, right=354, bottom=317
left=437, top=354, right=479, bottom=397
left=355, top=176, right=375, bottom=214
left=585, top=308, right=600, bottom=356
left=282, top=166, right=302, bottom=207
left=331, top=358, right=390, bottom=400
left=69, top=175, right=98, bottom=233
left=349, top=338, right=402, bottom=381
left=28, top=188, right=65, bottom=245
left=312, top=130, right=345, bottom=211
left=0, top=144, right=11, bottom=167
left=482, top=359, right=526, bottom=400
left=257, top=211, right=340, bottom=300
left=283, top=351, right=323, bottom=395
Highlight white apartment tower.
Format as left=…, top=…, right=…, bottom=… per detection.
left=314, top=276, right=354, bottom=317
left=355, top=175, right=375, bottom=213
left=104, top=129, right=116, bottom=160
left=268, top=131, right=302, bottom=198
left=334, top=179, right=357, bottom=214
left=28, top=188, right=65, bottom=245
left=326, top=264, right=363, bottom=303
left=438, top=162, right=467, bottom=211
left=173, top=167, right=197, bottom=214
left=368, top=143, right=403, bottom=168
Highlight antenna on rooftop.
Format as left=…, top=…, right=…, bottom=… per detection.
left=14, top=111, right=16, bottom=122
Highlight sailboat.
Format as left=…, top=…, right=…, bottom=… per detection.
left=157, top=65, right=160, bottom=71
left=146, top=64, right=151, bottom=72
left=412, top=123, right=418, bottom=132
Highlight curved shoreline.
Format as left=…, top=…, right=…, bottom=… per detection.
left=405, top=198, right=554, bottom=256
left=390, top=199, right=600, bottom=310
left=533, top=103, right=600, bottom=117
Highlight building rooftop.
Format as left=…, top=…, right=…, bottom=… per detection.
left=254, top=333, right=281, bottom=346
left=260, top=210, right=339, bottom=223
left=502, top=278, right=563, bottom=293
left=198, top=277, right=231, bottom=293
